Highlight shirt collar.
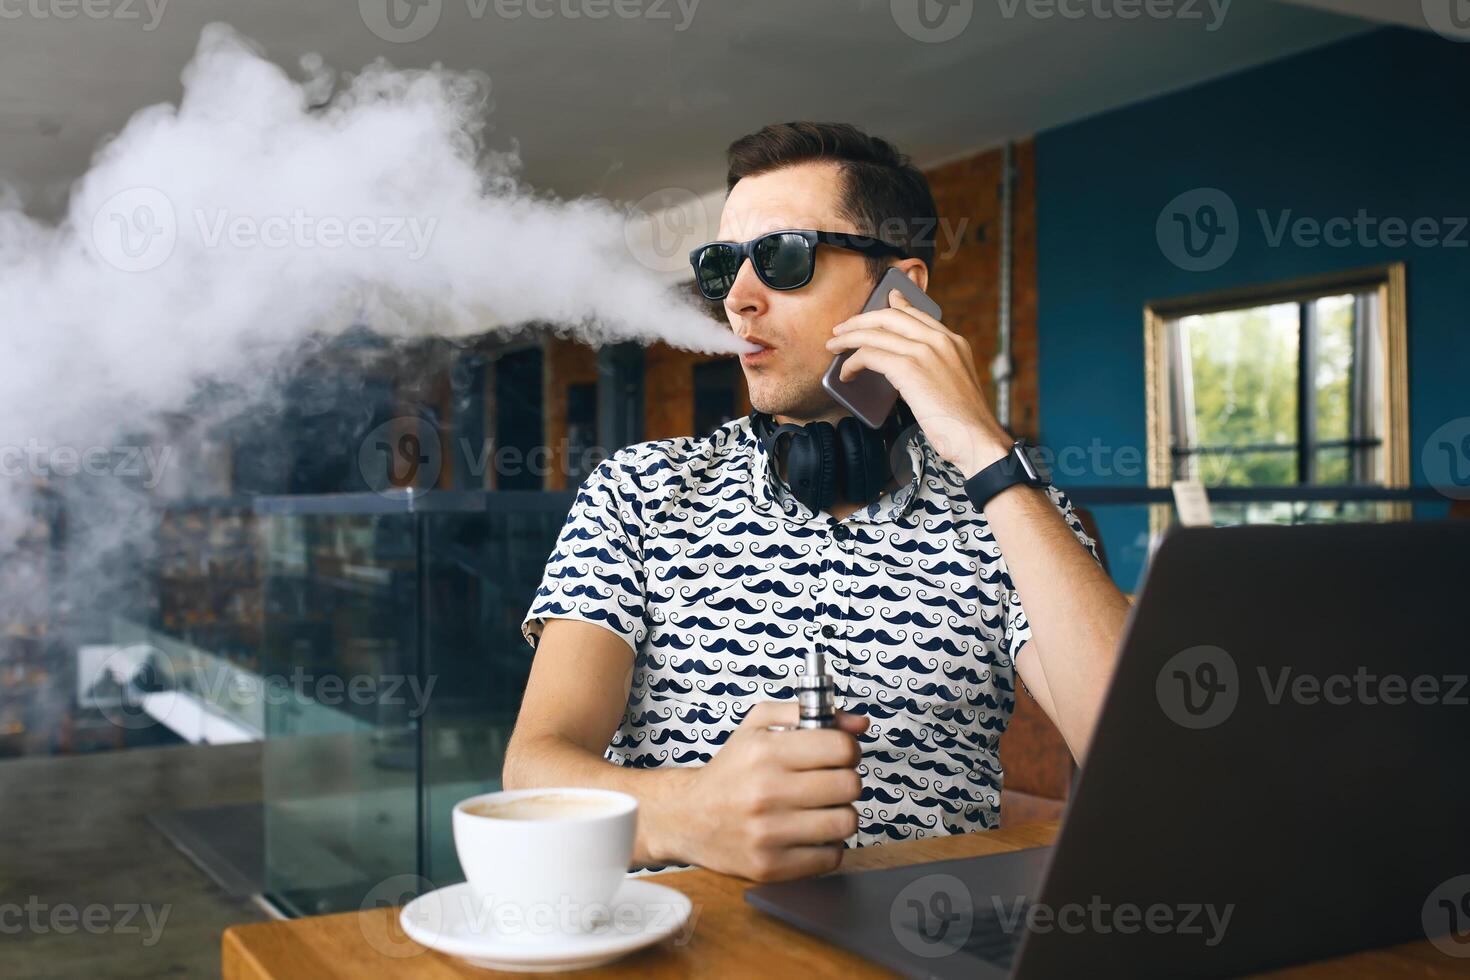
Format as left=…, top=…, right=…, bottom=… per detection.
left=740, top=415, right=929, bottom=524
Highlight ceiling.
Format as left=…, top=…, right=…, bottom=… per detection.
left=0, top=0, right=1424, bottom=218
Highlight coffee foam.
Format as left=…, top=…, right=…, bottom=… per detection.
left=463, top=793, right=624, bottom=821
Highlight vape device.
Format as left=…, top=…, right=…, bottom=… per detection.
left=821, top=267, right=944, bottom=428
left=796, top=648, right=836, bottom=729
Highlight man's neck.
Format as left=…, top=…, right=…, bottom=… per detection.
left=772, top=404, right=850, bottom=429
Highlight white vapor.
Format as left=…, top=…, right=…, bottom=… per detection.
left=0, top=23, right=749, bottom=551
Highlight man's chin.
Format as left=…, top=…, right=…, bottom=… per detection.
left=748, top=382, right=837, bottom=420
left=747, top=383, right=795, bottom=418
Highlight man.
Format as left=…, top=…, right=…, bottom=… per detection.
left=504, top=121, right=1130, bottom=883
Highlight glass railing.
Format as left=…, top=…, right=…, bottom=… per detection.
left=1060, top=485, right=1453, bottom=592
left=103, top=617, right=267, bottom=740
left=251, top=490, right=574, bottom=916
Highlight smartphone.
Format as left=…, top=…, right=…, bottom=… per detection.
left=821, top=267, right=943, bottom=428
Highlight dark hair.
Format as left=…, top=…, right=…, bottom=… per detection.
left=725, top=121, right=938, bottom=281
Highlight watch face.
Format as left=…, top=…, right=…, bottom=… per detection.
left=1017, top=442, right=1049, bottom=484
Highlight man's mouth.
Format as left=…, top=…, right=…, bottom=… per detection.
left=739, top=335, right=775, bottom=365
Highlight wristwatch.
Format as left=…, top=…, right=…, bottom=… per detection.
left=963, top=439, right=1048, bottom=509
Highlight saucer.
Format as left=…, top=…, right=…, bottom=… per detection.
left=398, top=878, right=693, bottom=972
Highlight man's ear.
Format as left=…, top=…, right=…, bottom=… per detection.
left=894, top=258, right=929, bottom=294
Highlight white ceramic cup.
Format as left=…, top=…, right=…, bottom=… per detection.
left=452, top=787, right=638, bottom=934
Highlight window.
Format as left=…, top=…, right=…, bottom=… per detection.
left=693, top=359, right=740, bottom=436
left=563, top=382, right=598, bottom=487
left=597, top=342, right=645, bottom=452
left=493, top=346, right=545, bottom=491
left=1145, top=265, right=1407, bottom=526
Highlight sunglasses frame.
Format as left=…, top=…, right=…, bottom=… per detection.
left=689, top=229, right=909, bottom=300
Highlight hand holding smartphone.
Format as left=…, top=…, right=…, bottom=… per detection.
left=820, top=267, right=943, bottom=428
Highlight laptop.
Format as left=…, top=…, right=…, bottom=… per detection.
left=746, top=522, right=1470, bottom=978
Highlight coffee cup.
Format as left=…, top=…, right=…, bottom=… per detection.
left=452, top=787, right=637, bottom=935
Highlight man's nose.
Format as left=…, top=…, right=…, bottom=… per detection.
left=724, top=258, right=769, bottom=319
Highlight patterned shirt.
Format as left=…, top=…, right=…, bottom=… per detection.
left=522, top=414, right=1096, bottom=847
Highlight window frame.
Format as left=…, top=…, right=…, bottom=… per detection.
left=1143, top=263, right=1408, bottom=531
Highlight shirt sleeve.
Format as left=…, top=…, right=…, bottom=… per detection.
left=521, top=457, right=649, bottom=654
left=1000, top=484, right=1101, bottom=668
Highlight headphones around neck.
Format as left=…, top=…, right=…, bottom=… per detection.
left=751, top=404, right=913, bottom=513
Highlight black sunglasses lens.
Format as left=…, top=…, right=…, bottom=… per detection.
left=694, top=244, right=741, bottom=299
left=753, top=233, right=814, bottom=289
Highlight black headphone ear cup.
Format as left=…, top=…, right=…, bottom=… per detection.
left=836, top=415, right=869, bottom=503
left=809, top=421, right=839, bottom=511
left=838, top=415, right=893, bottom=505
left=785, top=421, right=838, bottom=512
left=862, top=420, right=892, bottom=499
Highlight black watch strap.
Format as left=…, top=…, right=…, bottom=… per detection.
left=963, top=441, right=1045, bottom=509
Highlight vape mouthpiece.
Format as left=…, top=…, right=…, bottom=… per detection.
left=797, top=648, right=836, bottom=729
left=804, top=648, right=826, bottom=677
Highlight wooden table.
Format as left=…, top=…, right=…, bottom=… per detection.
left=223, top=821, right=1467, bottom=978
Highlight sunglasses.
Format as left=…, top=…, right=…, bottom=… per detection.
left=689, top=229, right=908, bottom=301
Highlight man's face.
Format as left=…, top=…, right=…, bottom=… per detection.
left=717, top=161, right=880, bottom=421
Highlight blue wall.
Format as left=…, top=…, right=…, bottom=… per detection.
left=1035, top=28, right=1470, bottom=590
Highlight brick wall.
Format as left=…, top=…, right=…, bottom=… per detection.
left=644, top=343, right=752, bottom=442
left=923, top=140, right=1039, bottom=440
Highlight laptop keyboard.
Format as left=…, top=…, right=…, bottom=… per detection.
left=897, top=900, right=1028, bottom=968
left=955, top=903, right=1027, bottom=968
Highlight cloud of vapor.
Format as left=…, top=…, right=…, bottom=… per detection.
left=0, top=22, right=758, bottom=675
left=0, top=23, right=747, bottom=546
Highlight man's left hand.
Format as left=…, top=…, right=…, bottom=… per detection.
left=826, top=287, right=1013, bottom=478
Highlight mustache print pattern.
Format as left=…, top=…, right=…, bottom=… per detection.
left=697, top=595, right=768, bottom=615
left=523, top=416, right=1100, bottom=849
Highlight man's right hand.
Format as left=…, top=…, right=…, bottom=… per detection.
left=670, top=700, right=869, bottom=882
